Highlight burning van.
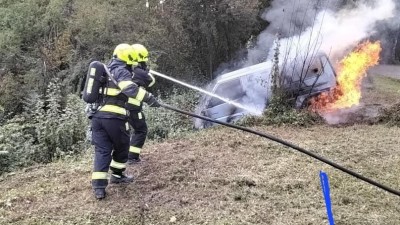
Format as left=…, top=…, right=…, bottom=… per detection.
left=194, top=52, right=337, bottom=128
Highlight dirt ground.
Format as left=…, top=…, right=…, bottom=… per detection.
left=0, top=75, right=399, bottom=225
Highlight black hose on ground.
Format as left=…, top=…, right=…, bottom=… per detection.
left=160, top=103, right=400, bottom=197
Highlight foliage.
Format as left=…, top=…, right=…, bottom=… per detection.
left=0, top=116, right=35, bottom=172
left=0, top=79, right=88, bottom=174
left=0, top=0, right=270, bottom=117
left=0, top=105, right=4, bottom=124
left=238, top=95, right=322, bottom=127
left=0, top=73, right=26, bottom=118
left=144, top=89, right=200, bottom=140
left=271, top=35, right=281, bottom=94
left=160, top=0, right=269, bottom=81
left=262, top=95, right=322, bottom=126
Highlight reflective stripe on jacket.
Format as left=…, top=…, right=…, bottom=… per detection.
left=127, top=66, right=155, bottom=111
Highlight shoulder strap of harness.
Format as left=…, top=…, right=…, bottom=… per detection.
left=103, top=64, right=120, bottom=89
left=91, top=64, right=123, bottom=115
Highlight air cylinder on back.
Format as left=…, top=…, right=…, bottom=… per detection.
left=82, top=61, right=107, bottom=103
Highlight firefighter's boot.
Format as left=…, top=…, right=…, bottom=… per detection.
left=94, top=188, right=106, bottom=200
left=127, top=157, right=141, bottom=165
left=110, top=173, right=134, bottom=184
left=128, top=151, right=142, bottom=165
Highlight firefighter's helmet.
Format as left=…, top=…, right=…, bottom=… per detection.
left=113, top=44, right=136, bottom=65
left=131, top=44, right=149, bottom=63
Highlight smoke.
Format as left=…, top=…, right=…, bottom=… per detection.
left=320, top=0, right=395, bottom=60
left=321, top=107, right=361, bottom=125
left=261, top=0, right=396, bottom=65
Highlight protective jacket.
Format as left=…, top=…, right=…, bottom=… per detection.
left=93, top=59, right=151, bottom=119
left=126, top=66, right=155, bottom=111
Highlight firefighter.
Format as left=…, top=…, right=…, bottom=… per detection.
left=89, top=43, right=160, bottom=200
left=126, top=44, right=156, bottom=164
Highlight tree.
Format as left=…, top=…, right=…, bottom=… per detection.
left=0, top=0, right=271, bottom=117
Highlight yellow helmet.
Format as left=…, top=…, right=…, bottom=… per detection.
left=131, top=44, right=149, bottom=63
left=113, top=43, right=136, bottom=65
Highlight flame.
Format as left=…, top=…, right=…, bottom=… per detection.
left=311, top=41, right=381, bottom=112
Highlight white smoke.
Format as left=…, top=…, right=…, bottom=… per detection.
left=322, top=107, right=361, bottom=125
left=265, top=0, right=396, bottom=65
left=320, top=0, right=395, bottom=59
left=244, top=0, right=341, bottom=67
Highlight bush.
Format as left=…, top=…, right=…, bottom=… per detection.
left=144, top=89, right=200, bottom=140
left=0, top=116, right=36, bottom=172
left=0, top=79, right=88, bottom=174
left=238, top=95, right=322, bottom=127
left=0, top=105, right=4, bottom=124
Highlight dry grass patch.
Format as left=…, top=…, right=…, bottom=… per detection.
left=1, top=124, right=399, bottom=225
left=362, top=75, right=400, bottom=105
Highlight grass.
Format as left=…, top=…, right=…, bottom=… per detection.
left=1, top=124, right=399, bottom=225
left=362, top=75, right=400, bottom=105
left=0, top=75, right=400, bottom=225
left=372, top=76, right=400, bottom=95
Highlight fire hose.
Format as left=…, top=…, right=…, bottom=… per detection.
left=160, top=103, right=400, bottom=197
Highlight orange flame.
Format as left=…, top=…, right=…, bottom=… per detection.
left=311, top=41, right=381, bottom=112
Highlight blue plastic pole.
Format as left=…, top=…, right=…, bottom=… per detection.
left=320, top=171, right=335, bottom=225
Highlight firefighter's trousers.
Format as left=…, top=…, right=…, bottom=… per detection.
left=128, top=111, right=148, bottom=160
left=91, top=117, right=130, bottom=189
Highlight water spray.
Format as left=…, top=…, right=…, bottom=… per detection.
left=149, top=70, right=262, bottom=115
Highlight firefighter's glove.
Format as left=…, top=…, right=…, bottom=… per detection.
left=147, top=94, right=161, bottom=108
